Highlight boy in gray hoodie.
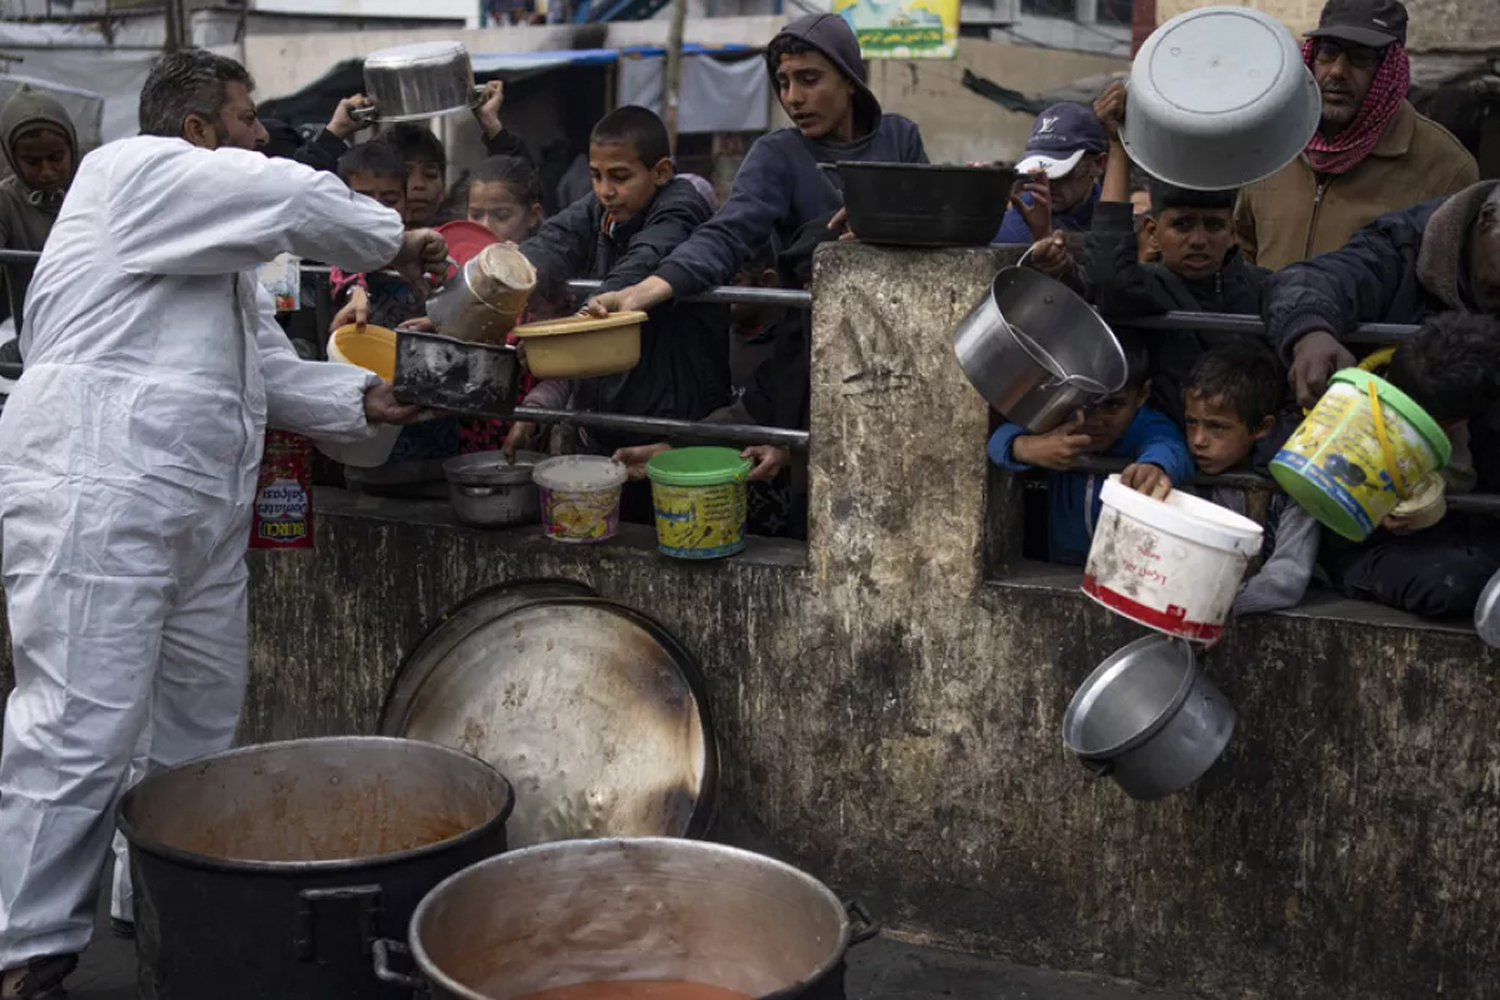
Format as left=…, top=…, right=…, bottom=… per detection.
left=0, top=85, right=77, bottom=254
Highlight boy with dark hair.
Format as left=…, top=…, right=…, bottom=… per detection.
left=584, top=13, right=927, bottom=316
left=1386, top=311, right=1500, bottom=426
left=1029, top=82, right=1277, bottom=430
left=1184, top=345, right=1320, bottom=614
left=384, top=123, right=448, bottom=228
left=987, top=334, right=1194, bottom=566
left=336, top=140, right=408, bottom=213
left=507, top=104, right=729, bottom=498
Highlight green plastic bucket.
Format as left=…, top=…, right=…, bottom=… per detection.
left=646, top=447, right=754, bottom=559
left=1269, top=369, right=1451, bottom=542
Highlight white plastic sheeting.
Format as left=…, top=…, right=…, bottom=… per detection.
left=619, top=53, right=770, bottom=133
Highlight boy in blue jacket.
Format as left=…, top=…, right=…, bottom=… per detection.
left=988, top=339, right=1194, bottom=566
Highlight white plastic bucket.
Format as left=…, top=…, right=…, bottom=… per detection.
left=1082, top=475, right=1263, bottom=643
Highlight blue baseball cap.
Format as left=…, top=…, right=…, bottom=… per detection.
left=1016, top=103, right=1109, bottom=179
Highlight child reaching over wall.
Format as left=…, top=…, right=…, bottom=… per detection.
left=988, top=335, right=1193, bottom=566
left=1184, top=345, right=1319, bottom=615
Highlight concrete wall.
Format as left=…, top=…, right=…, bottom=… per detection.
left=1155, top=0, right=1500, bottom=50
left=205, top=244, right=1500, bottom=999
left=866, top=38, right=1128, bottom=163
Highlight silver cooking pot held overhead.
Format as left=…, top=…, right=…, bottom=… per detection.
left=359, top=41, right=483, bottom=123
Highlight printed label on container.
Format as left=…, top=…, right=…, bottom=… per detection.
left=250, top=431, right=314, bottom=550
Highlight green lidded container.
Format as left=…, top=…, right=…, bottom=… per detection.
left=1269, top=369, right=1451, bottom=542
left=646, top=447, right=754, bottom=560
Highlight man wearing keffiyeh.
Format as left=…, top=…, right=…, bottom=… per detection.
left=1233, top=0, right=1478, bottom=272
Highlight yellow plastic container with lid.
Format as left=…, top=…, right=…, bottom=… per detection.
left=646, top=447, right=754, bottom=559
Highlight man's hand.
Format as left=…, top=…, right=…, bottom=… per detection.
left=397, top=316, right=435, bottom=333
left=613, top=442, right=673, bottom=480
left=1289, top=330, right=1357, bottom=410
left=582, top=276, right=674, bottom=317
left=1011, top=173, right=1054, bottom=243
left=743, top=444, right=790, bottom=482
left=1009, top=413, right=1092, bottom=471
left=1026, top=231, right=1076, bottom=282
left=1121, top=462, right=1173, bottom=500
left=503, top=420, right=538, bottom=461
left=1093, top=81, right=1126, bottom=143
left=327, top=95, right=373, bottom=141
left=473, top=80, right=505, bottom=140
left=331, top=287, right=369, bottom=333
left=363, top=380, right=424, bottom=425
left=392, top=229, right=449, bottom=295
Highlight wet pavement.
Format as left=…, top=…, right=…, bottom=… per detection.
left=71, top=886, right=1196, bottom=1000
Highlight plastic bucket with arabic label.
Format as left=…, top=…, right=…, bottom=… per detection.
left=1269, top=369, right=1451, bottom=542
left=1082, top=475, right=1263, bottom=644
left=533, top=456, right=628, bottom=544
left=646, top=447, right=754, bottom=559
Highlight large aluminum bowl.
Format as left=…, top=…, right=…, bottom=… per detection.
left=1121, top=6, right=1321, bottom=191
left=363, top=41, right=478, bottom=123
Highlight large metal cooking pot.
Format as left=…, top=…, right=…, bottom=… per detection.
left=393, top=326, right=523, bottom=417
left=952, top=266, right=1127, bottom=433
left=1062, top=635, right=1235, bottom=800
left=117, top=736, right=514, bottom=999
left=823, top=162, right=1015, bottom=247
left=361, top=41, right=482, bottom=123
left=381, top=596, right=718, bottom=848
left=373, top=838, right=878, bottom=999
left=1122, top=6, right=1320, bottom=191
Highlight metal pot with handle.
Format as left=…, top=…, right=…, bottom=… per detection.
left=952, top=266, right=1128, bottom=433
left=357, top=41, right=485, bottom=123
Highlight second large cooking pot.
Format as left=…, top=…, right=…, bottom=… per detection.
left=117, top=737, right=514, bottom=999
left=952, top=266, right=1128, bottom=432
left=374, top=838, right=877, bottom=999
left=361, top=41, right=482, bottom=123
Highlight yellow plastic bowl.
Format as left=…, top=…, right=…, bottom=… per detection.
left=512, top=311, right=646, bottom=379
left=321, top=323, right=402, bottom=468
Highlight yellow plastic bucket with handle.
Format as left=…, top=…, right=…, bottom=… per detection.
left=1270, top=369, right=1451, bottom=542
left=646, top=447, right=753, bottom=559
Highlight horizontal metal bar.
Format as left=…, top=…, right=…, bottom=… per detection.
left=1061, top=454, right=1500, bottom=515
left=565, top=279, right=812, bottom=309
left=514, top=406, right=809, bottom=450
left=1126, top=312, right=1420, bottom=344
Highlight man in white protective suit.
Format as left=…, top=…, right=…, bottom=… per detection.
left=0, top=49, right=446, bottom=998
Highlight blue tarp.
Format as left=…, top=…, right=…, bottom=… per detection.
left=468, top=43, right=754, bottom=74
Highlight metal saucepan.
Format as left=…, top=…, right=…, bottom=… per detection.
left=952, top=266, right=1128, bottom=432
left=373, top=838, right=877, bottom=1000
left=442, top=449, right=546, bottom=528
left=1062, top=635, right=1236, bottom=800
left=357, top=41, right=484, bottom=123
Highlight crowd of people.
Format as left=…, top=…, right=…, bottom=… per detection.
left=993, top=0, right=1500, bottom=623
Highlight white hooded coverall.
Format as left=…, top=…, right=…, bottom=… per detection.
left=0, top=135, right=405, bottom=966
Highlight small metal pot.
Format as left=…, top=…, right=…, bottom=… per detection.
left=360, top=41, right=482, bottom=123
left=393, top=328, right=521, bottom=418
left=1062, top=635, right=1235, bottom=800
left=952, top=267, right=1127, bottom=433
left=374, top=838, right=877, bottom=1000
left=443, top=450, right=545, bottom=528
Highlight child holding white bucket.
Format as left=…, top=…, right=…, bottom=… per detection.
left=1182, top=345, right=1320, bottom=615
left=988, top=334, right=1194, bottom=566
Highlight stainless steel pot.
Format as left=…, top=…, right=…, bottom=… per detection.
left=118, top=737, right=514, bottom=999
left=952, top=267, right=1127, bottom=433
left=374, top=838, right=877, bottom=1000
left=361, top=41, right=481, bottom=123
left=1476, top=567, right=1500, bottom=648
left=1062, top=635, right=1235, bottom=800
left=443, top=449, right=545, bottom=528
